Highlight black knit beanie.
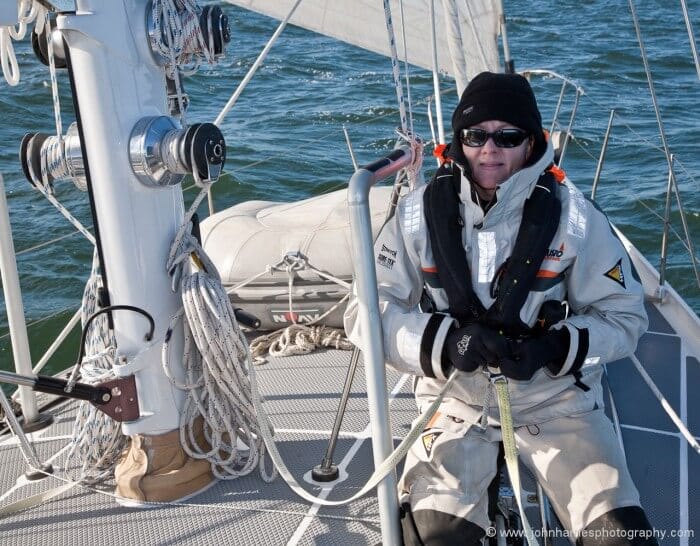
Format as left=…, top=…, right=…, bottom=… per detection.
left=451, top=71, right=542, bottom=134
left=448, top=71, right=546, bottom=167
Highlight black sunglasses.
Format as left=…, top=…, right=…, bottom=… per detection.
left=460, top=128, right=530, bottom=148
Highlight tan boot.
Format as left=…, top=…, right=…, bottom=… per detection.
left=114, top=424, right=214, bottom=504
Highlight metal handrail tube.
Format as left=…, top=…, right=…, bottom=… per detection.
left=591, top=109, right=615, bottom=201
left=315, top=347, right=361, bottom=476
left=550, top=79, right=567, bottom=135
left=347, top=144, right=413, bottom=546
left=556, top=87, right=580, bottom=167
left=659, top=155, right=675, bottom=292
left=0, top=174, right=39, bottom=423
left=670, top=167, right=700, bottom=289
left=31, top=309, right=81, bottom=376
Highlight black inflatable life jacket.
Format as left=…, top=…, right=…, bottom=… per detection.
left=423, top=161, right=564, bottom=336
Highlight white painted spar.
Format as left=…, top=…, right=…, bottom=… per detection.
left=0, top=175, right=39, bottom=423
left=58, top=0, right=186, bottom=435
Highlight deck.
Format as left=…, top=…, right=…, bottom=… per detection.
left=0, top=301, right=698, bottom=545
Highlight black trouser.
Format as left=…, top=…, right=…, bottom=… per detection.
left=400, top=505, right=658, bottom=546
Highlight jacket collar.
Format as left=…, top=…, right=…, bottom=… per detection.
left=457, top=140, right=555, bottom=226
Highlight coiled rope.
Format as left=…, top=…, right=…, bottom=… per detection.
left=150, top=0, right=215, bottom=78
left=163, top=179, right=274, bottom=481
left=64, top=251, right=124, bottom=483
left=0, top=0, right=44, bottom=86
left=250, top=323, right=353, bottom=360
left=227, top=252, right=354, bottom=362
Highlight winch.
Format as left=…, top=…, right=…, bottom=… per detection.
left=20, top=118, right=226, bottom=189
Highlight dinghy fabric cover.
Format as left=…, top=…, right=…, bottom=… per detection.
left=200, top=187, right=393, bottom=329
left=201, top=186, right=392, bottom=285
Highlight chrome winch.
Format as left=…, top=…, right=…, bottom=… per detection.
left=129, top=116, right=226, bottom=187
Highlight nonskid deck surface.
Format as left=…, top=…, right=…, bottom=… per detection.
left=0, top=302, right=697, bottom=545
left=0, top=348, right=415, bottom=545
left=605, top=304, right=699, bottom=544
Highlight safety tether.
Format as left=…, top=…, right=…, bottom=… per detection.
left=492, top=374, right=539, bottom=546
left=249, top=360, right=458, bottom=507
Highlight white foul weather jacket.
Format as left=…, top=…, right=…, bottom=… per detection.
left=344, top=142, right=648, bottom=425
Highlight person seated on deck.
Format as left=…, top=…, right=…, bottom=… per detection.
left=344, top=71, right=657, bottom=546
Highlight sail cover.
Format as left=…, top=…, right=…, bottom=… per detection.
left=225, top=0, right=501, bottom=86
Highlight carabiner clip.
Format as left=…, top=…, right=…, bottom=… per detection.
left=488, top=370, right=507, bottom=385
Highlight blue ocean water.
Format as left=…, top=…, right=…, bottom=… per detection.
left=0, top=0, right=698, bottom=376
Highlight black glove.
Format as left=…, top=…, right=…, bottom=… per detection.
left=497, top=328, right=570, bottom=381
left=442, top=323, right=509, bottom=373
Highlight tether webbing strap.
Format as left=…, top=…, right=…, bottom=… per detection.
left=249, top=344, right=460, bottom=506
left=0, top=482, right=76, bottom=519
left=493, top=375, right=539, bottom=546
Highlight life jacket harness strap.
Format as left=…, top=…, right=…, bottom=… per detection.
left=423, top=162, right=563, bottom=336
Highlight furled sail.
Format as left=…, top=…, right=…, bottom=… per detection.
left=226, top=0, right=501, bottom=90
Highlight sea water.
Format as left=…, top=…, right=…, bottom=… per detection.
left=0, top=0, right=697, bottom=377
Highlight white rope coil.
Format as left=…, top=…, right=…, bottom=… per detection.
left=150, top=0, right=215, bottom=78
left=231, top=252, right=354, bottom=362
left=65, top=251, right=125, bottom=484
left=249, top=323, right=353, bottom=362
left=39, top=135, right=69, bottom=185
left=164, top=187, right=274, bottom=482
left=0, top=0, right=43, bottom=86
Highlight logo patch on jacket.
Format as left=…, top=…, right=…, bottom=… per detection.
left=377, top=254, right=395, bottom=270
left=544, top=243, right=565, bottom=261
left=604, top=258, right=626, bottom=288
left=381, top=244, right=397, bottom=257
left=377, top=245, right=397, bottom=270
left=421, top=431, right=442, bottom=457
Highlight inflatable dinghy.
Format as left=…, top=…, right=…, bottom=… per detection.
left=200, top=185, right=394, bottom=330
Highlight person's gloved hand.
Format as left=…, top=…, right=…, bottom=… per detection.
left=497, top=327, right=570, bottom=381
left=442, top=323, right=509, bottom=373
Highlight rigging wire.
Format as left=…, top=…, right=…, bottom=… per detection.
left=381, top=0, right=408, bottom=134
left=397, top=0, right=414, bottom=136
left=679, top=0, right=700, bottom=81
left=214, top=0, right=304, bottom=128
left=628, top=0, right=700, bottom=286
